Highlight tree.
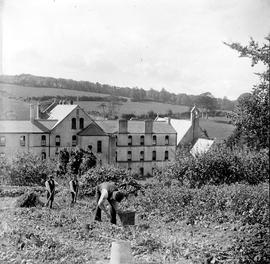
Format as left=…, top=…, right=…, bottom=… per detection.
left=194, top=95, right=218, bottom=112
left=225, top=35, right=270, bottom=149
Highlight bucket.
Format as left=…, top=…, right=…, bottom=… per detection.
left=110, top=240, right=133, bottom=264
left=118, top=210, right=136, bottom=226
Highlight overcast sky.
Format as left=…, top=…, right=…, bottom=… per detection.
left=1, top=0, right=270, bottom=100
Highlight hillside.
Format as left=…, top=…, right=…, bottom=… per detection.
left=0, top=74, right=236, bottom=111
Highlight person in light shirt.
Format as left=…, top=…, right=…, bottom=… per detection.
left=94, top=182, right=126, bottom=224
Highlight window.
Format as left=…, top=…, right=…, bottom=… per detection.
left=128, top=135, right=132, bottom=146
left=140, top=151, right=144, bottom=161
left=115, top=136, right=118, bottom=146
left=71, top=118, right=76, bottom=129
left=153, top=135, right=157, bottom=145
left=165, top=135, right=169, bottom=145
left=72, top=135, right=77, bottom=146
left=127, top=151, right=132, bottom=161
left=55, top=135, right=61, bottom=146
left=140, top=167, right=144, bottom=176
left=152, top=150, right=156, bottom=161
left=79, top=118, right=84, bottom=129
left=55, top=148, right=59, bottom=156
left=115, top=151, right=118, bottom=162
left=0, top=136, right=5, bottom=146
left=140, top=135, right=144, bottom=145
left=97, top=140, right=102, bottom=153
left=41, top=152, right=46, bottom=160
left=20, top=136, right=25, bottom=146
left=41, top=135, right=46, bottom=146
left=164, top=151, right=169, bottom=161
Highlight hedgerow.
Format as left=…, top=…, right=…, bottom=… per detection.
left=156, top=146, right=269, bottom=187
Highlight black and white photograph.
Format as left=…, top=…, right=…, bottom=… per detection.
left=0, top=0, right=269, bottom=263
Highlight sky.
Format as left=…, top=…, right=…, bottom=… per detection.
left=1, top=0, right=270, bottom=100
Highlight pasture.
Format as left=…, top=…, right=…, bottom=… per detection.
left=200, top=118, right=235, bottom=142
left=0, top=83, right=109, bottom=98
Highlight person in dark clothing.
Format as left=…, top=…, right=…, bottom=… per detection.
left=94, top=182, right=126, bottom=224
left=69, top=175, right=79, bottom=205
left=45, top=175, right=57, bottom=209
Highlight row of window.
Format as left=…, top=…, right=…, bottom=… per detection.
left=0, top=135, right=102, bottom=152
left=71, top=118, right=84, bottom=130
left=128, top=167, right=154, bottom=176
left=116, top=150, right=169, bottom=162
left=116, top=135, right=170, bottom=146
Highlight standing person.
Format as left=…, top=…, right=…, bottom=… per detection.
left=94, top=182, right=126, bottom=224
left=69, top=175, right=79, bottom=205
left=45, top=175, right=56, bottom=209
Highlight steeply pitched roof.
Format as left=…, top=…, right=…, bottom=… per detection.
left=48, top=105, right=78, bottom=128
left=190, top=138, right=215, bottom=157
left=155, top=117, right=192, bottom=144
left=95, top=120, right=176, bottom=134
left=0, top=120, right=49, bottom=133
left=78, top=122, right=106, bottom=136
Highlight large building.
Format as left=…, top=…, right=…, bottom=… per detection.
left=0, top=103, right=211, bottom=175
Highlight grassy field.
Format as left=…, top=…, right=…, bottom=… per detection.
left=200, top=117, right=235, bottom=142
left=0, top=83, right=109, bottom=98
left=0, top=97, right=30, bottom=120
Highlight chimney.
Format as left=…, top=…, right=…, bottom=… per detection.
left=145, top=120, right=153, bottom=134
left=36, top=102, right=40, bottom=119
left=119, top=119, right=128, bottom=133
left=190, top=106, right=200, bottom=141
left=167, top=117, right=171, bottom=125
left=30, top=103, right=35, bottom=122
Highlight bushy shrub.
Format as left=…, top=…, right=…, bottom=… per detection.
left=79, top=166, right=139, bottom=196
left=157, top=146, right=269, bottom=187
left=4, top=152, right=56, bottom=186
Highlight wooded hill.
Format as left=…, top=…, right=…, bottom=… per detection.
left=0, top=74, right=235, bottom=111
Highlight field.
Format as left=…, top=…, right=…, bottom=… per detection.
left=1, top=182, right=268, bottom=264
left=76, top=101, right=190, bottom=116
left=0, top=97, right=30, bottom=120
left=0, top=83, right=109, bottom=98
left=199, top=117, right=235, bottom=142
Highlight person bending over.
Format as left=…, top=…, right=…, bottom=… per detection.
left=94, top=182, right=126, bottom=224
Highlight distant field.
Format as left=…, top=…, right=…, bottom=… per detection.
left=77, top=101, right=190, bottom=116
left=0, top=83, right=109, bottom=98
left=200, top=117, right=235, bottom=141
left=0, top=97, right=30, bottom=120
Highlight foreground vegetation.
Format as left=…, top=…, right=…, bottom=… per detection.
left=0, top=145, right=269, bottom=263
